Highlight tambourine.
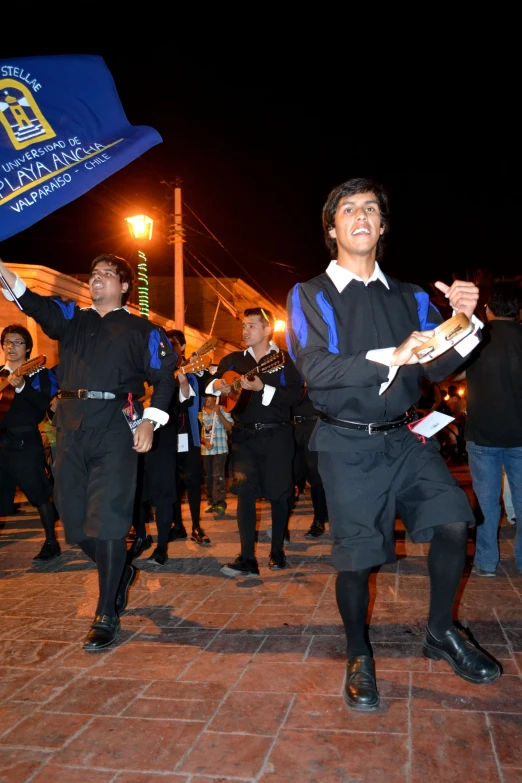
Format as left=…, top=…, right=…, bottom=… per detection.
left=411, top=312, right=473, bottom=364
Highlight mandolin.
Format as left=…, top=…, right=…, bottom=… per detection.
left=140, top=354, right=212, bottom=407
left=0, top=355, right=47, bottom=418
left=219, top=351, right=286, bottom=414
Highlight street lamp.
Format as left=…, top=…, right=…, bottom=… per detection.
left=125, top=214, right=153, bottom=319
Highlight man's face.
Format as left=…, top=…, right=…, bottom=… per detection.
left=2, top=332, right=26, bottom=365
left=329, top=191, right=384, bottom=258
left=89, top=262, right=128, bottom=306
left=242, top=315, right=270, bottom=348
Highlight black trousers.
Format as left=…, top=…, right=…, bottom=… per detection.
left=54, top=422, right=138, bottom=543
left=0, top=430, right=53, bottom=515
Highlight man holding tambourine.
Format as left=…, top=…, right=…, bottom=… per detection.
left=286, top=177, right=501, bottom=714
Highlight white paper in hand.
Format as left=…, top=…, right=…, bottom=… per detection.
left=411, top=411, right=455, bottom=438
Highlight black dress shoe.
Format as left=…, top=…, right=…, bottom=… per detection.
left=115, top=564, right=139, bottom=616
left=168, top=525, right=188, bottom=542
left=191, top=526, right=211, bottom=546
left=220, top=556, right=260, bottom=577
left=423, top=626, right=502, bottom=684
left=147, top=546, right=168, bottom=565
left=83, top=614, right=120, bottom=652
left=33, top=541, right=61, bottom=561
left=268, top=549, right=287, bottom=570
left=344, top=655, right=380, bottom=711
left=127, top=534, right=153, bottom=561
left=305, top=520, right=326, bottom=538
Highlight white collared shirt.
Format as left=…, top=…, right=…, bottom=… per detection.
left=206, top=340, right=278, bottom=405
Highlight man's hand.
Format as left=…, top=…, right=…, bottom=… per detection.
left=214, top=378, right=231, bottom=394
left=240, top=375, right=263, bottom=392
left=8, top=375, right=25, bottom=389
left=133, top=419, right=154, bottom=452
left=434, top=280, right=479, bottom=320
left=177, top=372, right=190, bottom=396
left=391, top=330, right=436, bottom=366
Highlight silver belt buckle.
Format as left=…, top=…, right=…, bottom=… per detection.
left=77, top=389, right=89, bottom=399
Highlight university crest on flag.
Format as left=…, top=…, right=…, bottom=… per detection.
left=0, top=55, right=162, bottom=241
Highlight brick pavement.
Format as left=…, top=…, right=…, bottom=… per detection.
left=0, top=466, right=521, bottom=782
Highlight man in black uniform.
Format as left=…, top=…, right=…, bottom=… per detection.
left=0, top=324, right=60, bottom=560
left=208, top=307, right=302, bottom=576
left=286, top=177, right=501, bottom=711
left=0, top=254, right=177, bottom=651
left=290, top=381, right=328, bottom=538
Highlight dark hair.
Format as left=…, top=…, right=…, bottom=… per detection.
left=166, top=329, right=186, bottom=350
left=90, top=254, right=134, bottom=306
left=244, top=307, right=275, bottom=337
left=322, top=177, right=390, bottom=260
left=1, top=324, right=32, bottom=359
left=487, top=280, right=522, bottom=319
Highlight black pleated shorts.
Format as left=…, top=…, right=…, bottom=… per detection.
left=317, top=426, right=475, bottom=572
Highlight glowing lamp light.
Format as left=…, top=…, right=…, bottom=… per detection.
left=274, top=319, right=286, bottom=332
left=125, top=214, right=153, bottom=241
left=458, top=388, right=465, bottom=396
left=444, top=394, right=450, bottom=401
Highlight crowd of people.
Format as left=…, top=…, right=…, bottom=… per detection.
left=1, top=176, right=520, bottom=713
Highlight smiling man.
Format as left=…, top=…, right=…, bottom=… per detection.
left=286, top=177, right=501, bottom=712
left=0, top=253, right=177, bottom=652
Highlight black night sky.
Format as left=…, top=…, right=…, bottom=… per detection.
left=1, top=49, right=521, bottom=314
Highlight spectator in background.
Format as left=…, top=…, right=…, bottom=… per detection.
left=199, top=394, right=233, bottom=515
left=464, top=280, right=522, bottom=576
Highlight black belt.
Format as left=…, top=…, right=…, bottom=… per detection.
left=293, top=415, right=318, bottom=423
left=234, top=421, right=290, bottom=431
left=319, top=407, right=416, bottom=435
left=58, top=390, right=130, bottom=400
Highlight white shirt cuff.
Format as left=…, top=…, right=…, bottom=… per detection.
left=143, top=407, right=169, bottom=430
left=1, top=274, right=26, bottom=300
left=366, top=347, right=399, bottom=395
left=205, top=379, right=220, bottom=395
left=179, top=385, right=196, bottom=402
left=15, top=382, right=25, bottom=393
left=261, top=384, right=276, bottom=406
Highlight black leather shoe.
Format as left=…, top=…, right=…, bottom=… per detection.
left=115, top=564, right=139, bottom=615
left=268, top=549, right=287, bottom=570
left=127, top=534, right=153, bottom=561
left=220, top=556, right=260, bottom=577
left=191, top=527, right=211, bottom=546
left=305, top=520, right=326, bottom=538
left=344, top=655, right=380, bottom=711
left=147, top=546, right=168, bottom=566
left=423, top=626, right=502, bottom=684
left=33, top=541, right=61, bottom=561
left=168, top=525, right=188, bottom=542
left=83, top=614, right=120, bottom=652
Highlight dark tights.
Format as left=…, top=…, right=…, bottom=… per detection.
left=335, top=521, right=469, bottom=657
left=78, top=537, right=127, bottom=617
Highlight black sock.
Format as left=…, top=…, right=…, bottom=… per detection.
left=186, top=483, right=201, bottom=529
left=270, top=499, right=289, bottom=552
left=156, top=504, right=173, bottom=550
left=336, top=568, right=372, bottom=659
left=133, top=502, right=148, bottom=540
left=428, top=521, right=469, bottom=639
left=95, top=538, right=127, bottom=617
left=38, top=501, right=58, bottom=544
left=78, top=538, right=97, bottom=563
left=237, top=490, right=257, bottom=560
left=311, top=485, right=328, bottom=523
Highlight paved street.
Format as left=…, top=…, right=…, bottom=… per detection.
left=1, top=464, right=521, bottom=782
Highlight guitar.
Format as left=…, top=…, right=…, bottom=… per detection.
left=220, top=351, right=286, bottom=414
left=0, top=355, right=47, bottom=418
left=140, top=354, right=213, bottom=407
left=181, top=336, right=218, bottom=366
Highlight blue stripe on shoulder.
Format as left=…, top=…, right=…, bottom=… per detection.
left=280, top=368, right=286, bottom=387
left=49, top=368, right=59, bottom=397
left=414, top=291, right=439, bottom=330
left=148, top=330, right=161, bottom=369
left=52, top=298, right=76, bottom=320
left=290, top=284, right=308, bottom=349
left=31, top=374, right=41, bottom=391
left=285, top=328, right=296, bottom=361
left=316, top=291, right=339, bottom=354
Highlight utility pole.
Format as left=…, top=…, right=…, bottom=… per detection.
left=163, top=177, right=185, bottom=330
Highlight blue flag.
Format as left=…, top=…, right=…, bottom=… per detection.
left=0, top=55, right=162, bottom=241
